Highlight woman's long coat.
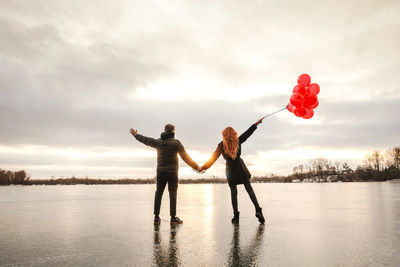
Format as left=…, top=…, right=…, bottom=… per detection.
left=203, top=123, right=258, bottom=186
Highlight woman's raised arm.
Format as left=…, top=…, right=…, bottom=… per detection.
left=238, top=118, right=264, bottom=144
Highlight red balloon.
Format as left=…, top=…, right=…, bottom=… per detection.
left=298, top=74, right=311, bottom=86
left=290, top=93, right=303, bottom=107
left=286, top=103, right=294, bottom=112
left=293, top=106, right=306, bottom=117
left=293, top=85, right=307, bottom=95
left=303, top=93, right=318, bottom=107
left=302, top=108, right=314, bottom=119
left=309, top=99, right=319, bottom=109
left=308, top=83, right=320, bottom=95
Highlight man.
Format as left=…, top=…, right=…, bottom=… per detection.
left=129, top=124, right=200, bottom=225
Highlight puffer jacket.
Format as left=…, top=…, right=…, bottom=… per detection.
left=134, top=131, right=198, bottom=174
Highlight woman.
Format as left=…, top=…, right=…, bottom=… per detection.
left=200, top=118, right=265, bottom=224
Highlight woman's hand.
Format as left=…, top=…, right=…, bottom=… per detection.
left=129, top=128, right=138, bottom=136
left=198, top=165, right=206, bottom=173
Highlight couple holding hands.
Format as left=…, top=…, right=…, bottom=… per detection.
left=129, top=118, right=265, bottom=225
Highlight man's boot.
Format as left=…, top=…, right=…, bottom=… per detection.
left=154, top=214, right=161, bottom=225
left=231, top=211, right=240, bottom=224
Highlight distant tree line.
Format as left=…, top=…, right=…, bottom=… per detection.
left=0, top=169, right=30, bottom=185
left=27, top=176, right=155, bottom=185
left=180, top=178, right=227, bottom=184
left=1, top=146, right=399, bottom=186
left=289, top=146, right=400, bottom=182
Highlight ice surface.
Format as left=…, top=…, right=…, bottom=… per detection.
left=1, top=182, right=400, bottom=266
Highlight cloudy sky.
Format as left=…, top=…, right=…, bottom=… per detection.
left=1, top=0, right=399, bottom=179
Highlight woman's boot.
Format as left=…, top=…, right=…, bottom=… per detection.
left=255, top=207, right=265, bottom=223
left=231, top=211, right=240, bottom=224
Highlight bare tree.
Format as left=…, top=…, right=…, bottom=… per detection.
left=394, top=147, right=400, bottom=169
left=364, top=154, right=373, bottom=169
left=14, top=171, right=28, bottom=184
left=366, top=150, right=384, bottom=171
left=299, top=164, right=304, bottom=177
left=309, top=157, right=329, bottom=181
left=293, top=166, right=298, bottom=176
left=385, top=147, right=400, bottom=169
left=292, top=164, right=305, bottom=181
left=342, top=162, right=352, bottom=172
left=334, top=161, right=342, bottom=175
left=0, top=169, right=5, bottom=185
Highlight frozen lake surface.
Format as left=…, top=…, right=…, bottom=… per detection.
left=1, top=182, right=400, bottom=266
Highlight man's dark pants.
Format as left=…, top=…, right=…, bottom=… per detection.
left=154, top=172, right=178, bottom=217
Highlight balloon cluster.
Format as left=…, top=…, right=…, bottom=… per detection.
left=286, top=74, right=320, bottom=119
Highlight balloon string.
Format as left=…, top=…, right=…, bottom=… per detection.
left=261, top=107, right=287, bottom=120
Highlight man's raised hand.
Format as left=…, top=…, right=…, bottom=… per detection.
left=129, top=128, right=138, bottom=136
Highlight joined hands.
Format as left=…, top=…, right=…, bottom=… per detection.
left=194, top=165, right=206, bottom=174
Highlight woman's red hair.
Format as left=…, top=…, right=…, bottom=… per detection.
left=222, top=127, right=239, bottom=159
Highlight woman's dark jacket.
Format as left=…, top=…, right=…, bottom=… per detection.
left=134, top=131, right=198, bottom=174
left=203, top=123, right=258, bottom=186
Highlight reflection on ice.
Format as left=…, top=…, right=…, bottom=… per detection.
left=152, top=222, right=265, bottom=267
left=153, top=224, right=181, bottom=266
left=227, top=224, right=265, bottom=266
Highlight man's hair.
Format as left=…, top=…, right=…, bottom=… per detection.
left=164, top=124, right=175, bottom=132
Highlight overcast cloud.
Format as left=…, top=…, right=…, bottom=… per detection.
left=1, top=0, right=399, bottom=178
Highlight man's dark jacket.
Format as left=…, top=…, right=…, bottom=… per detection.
left=135, top=131, right=198, bottom=174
